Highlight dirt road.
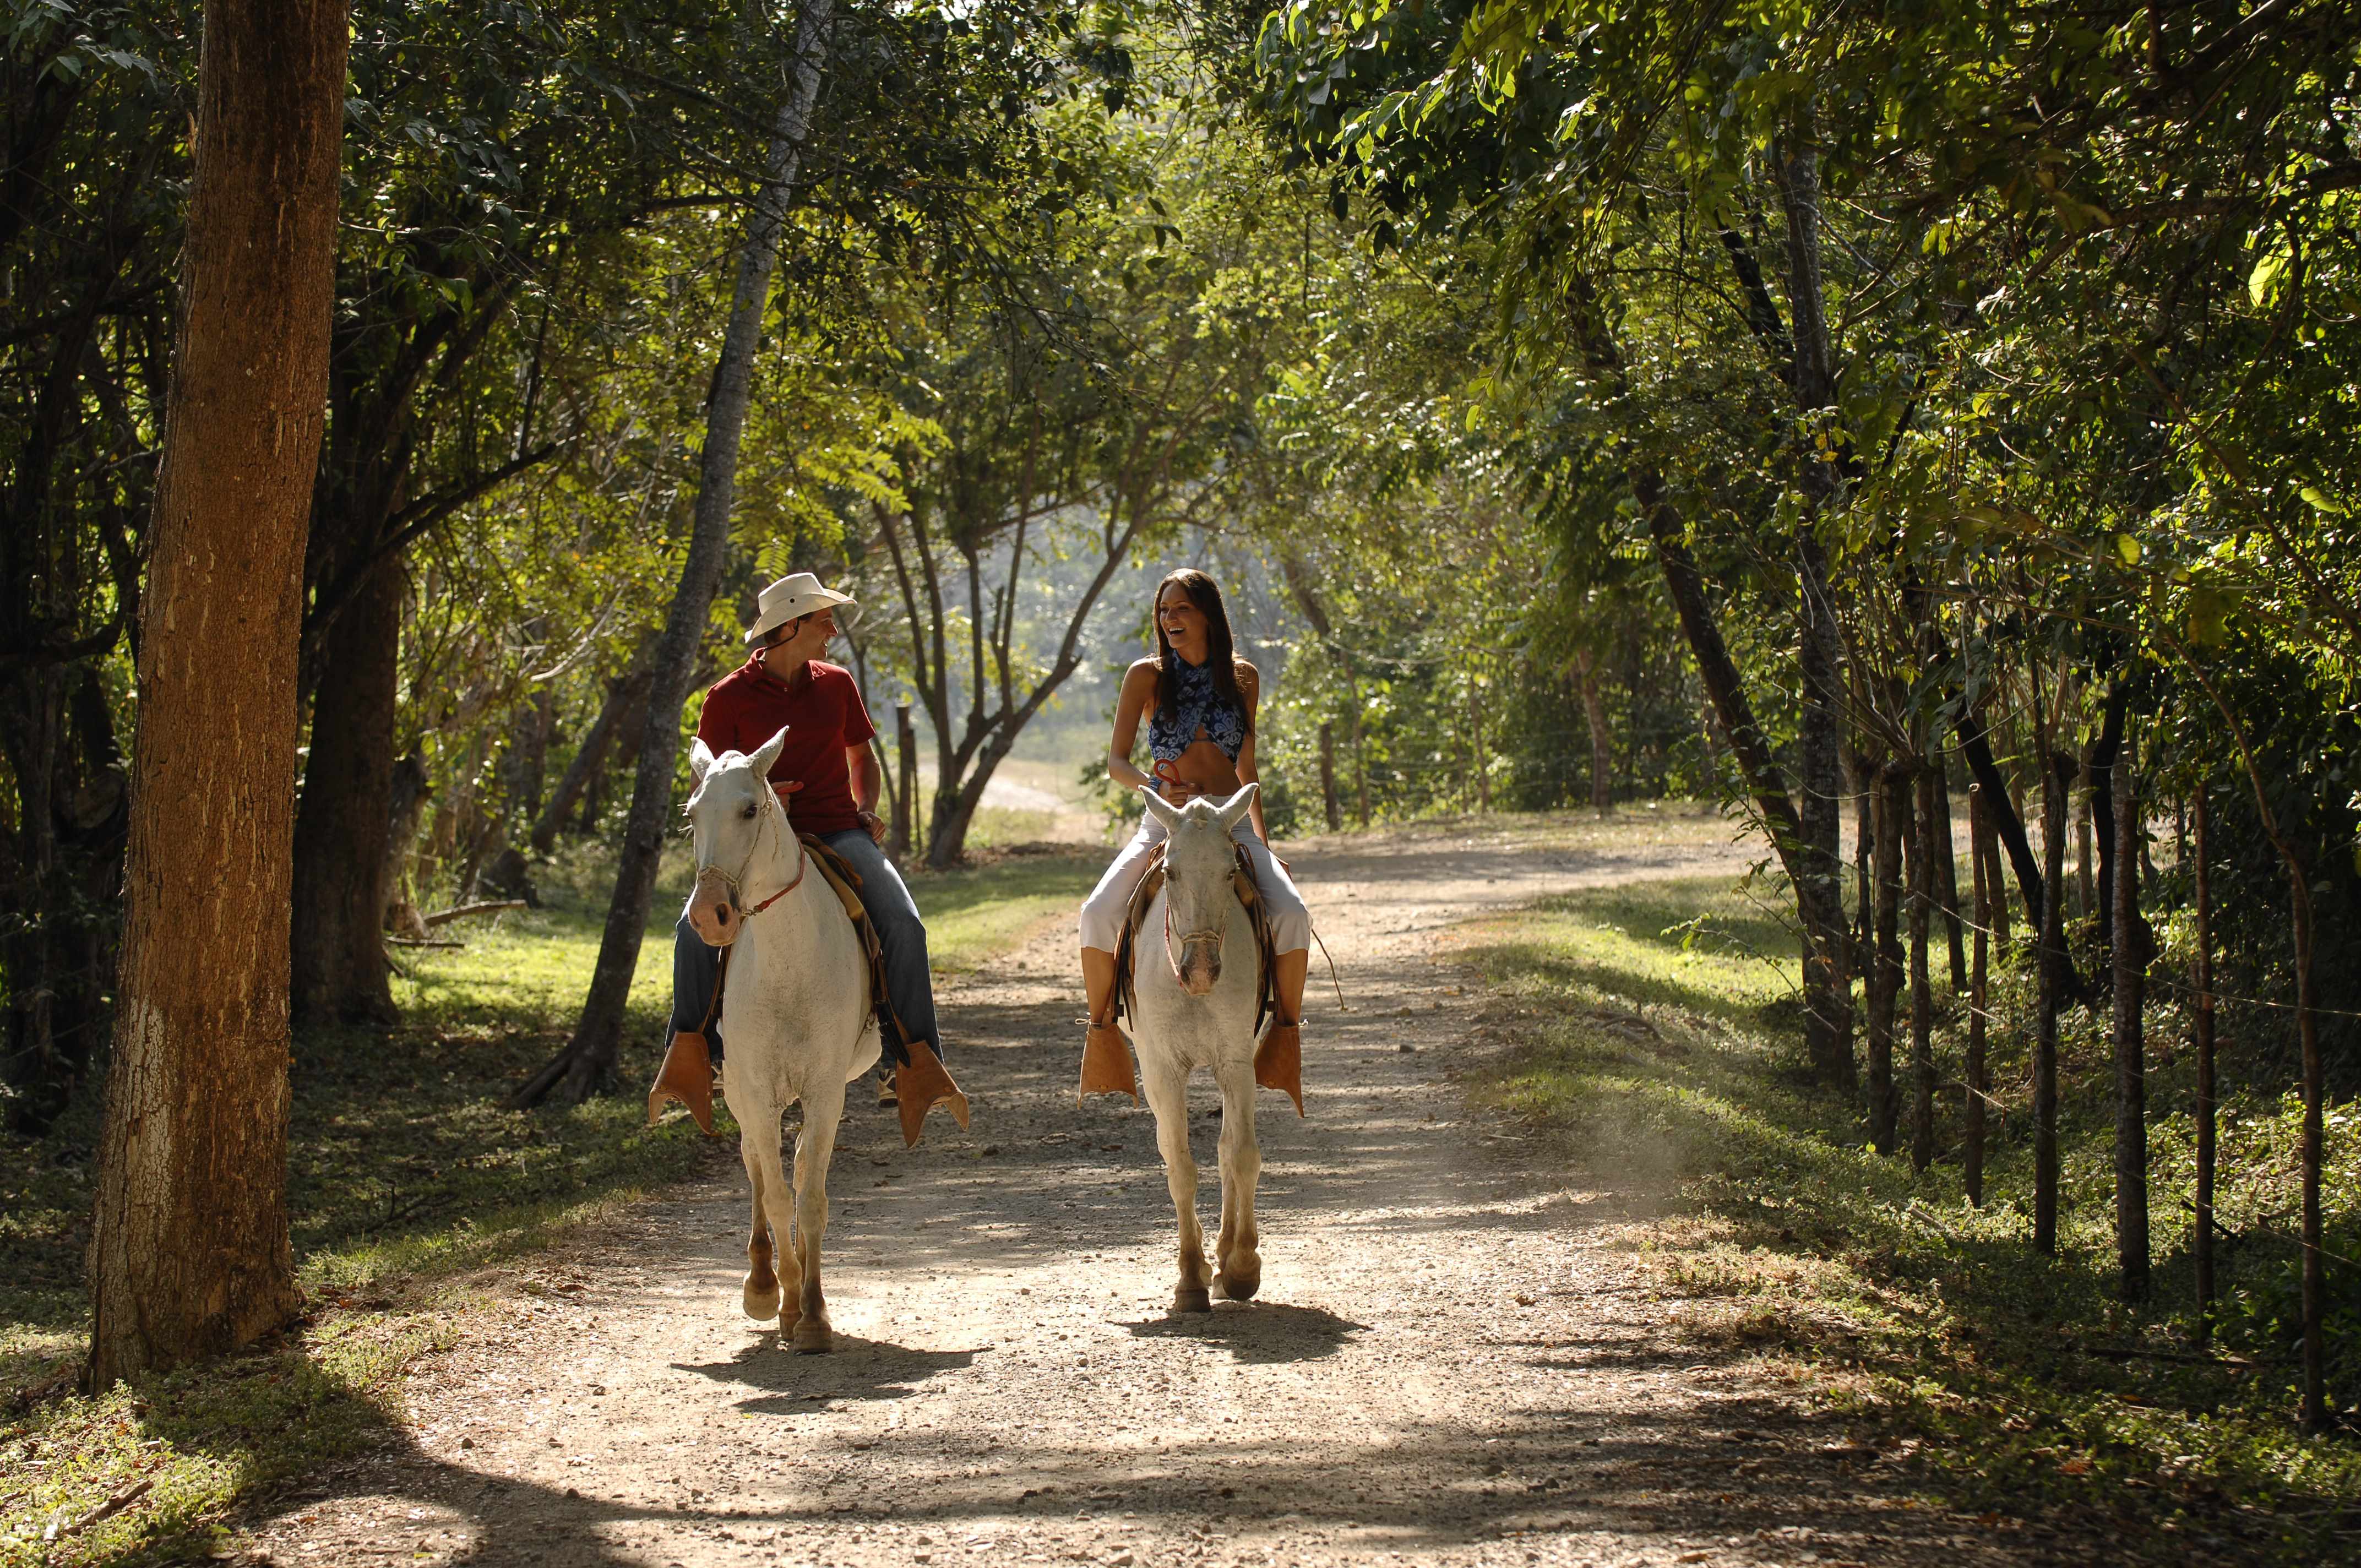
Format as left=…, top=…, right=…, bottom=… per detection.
left=240, top=815, right=2057, bottom=1568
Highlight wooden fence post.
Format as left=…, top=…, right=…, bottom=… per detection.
left=893, top=704, right=916, bottom=858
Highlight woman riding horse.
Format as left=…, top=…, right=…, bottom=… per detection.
left=1078, top=569, right=1310, bottom=1103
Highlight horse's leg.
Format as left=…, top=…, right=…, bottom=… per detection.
left=788, top=1080, right=847, bottom=1353
left=1212, top=1055, right=1263, bottom=1302
left=739, top=1099, right=786, bottom=1324
left=1140, top=1053, right=1211, bottom=1313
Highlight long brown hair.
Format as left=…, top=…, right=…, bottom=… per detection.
left=1153, top=569, right=1252, bottom=731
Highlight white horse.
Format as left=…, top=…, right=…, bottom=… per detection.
left=1123, top=783, right=1274, bottom=1313
left=682, top=727, right=877, bottom=1353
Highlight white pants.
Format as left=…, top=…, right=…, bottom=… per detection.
left=1081, top=812, right=1310, bottom=954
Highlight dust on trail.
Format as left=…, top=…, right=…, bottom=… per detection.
left=241, top=815, right=2060, bottom=1568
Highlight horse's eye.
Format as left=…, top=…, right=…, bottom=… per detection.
left=741, top=803, right=758, bottom=819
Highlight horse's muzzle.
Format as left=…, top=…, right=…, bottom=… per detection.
left=687, top=867, right=743, bottom=948
left=1177, top=938, right=1222, bottom=995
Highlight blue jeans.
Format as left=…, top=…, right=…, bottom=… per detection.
left=669, top=829, right=940, bottom=1075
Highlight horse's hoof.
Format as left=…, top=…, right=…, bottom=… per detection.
left=1173, top=1285, right=1212, bottom=1314
left=742, top=1282, right=782, bottom=1322
left=1217, top=1266, right=1261, bottom=1303
left=792, top=1318, right=834, bottom=1354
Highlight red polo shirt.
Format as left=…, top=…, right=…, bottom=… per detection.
left=694, top=657, right=878, bottom=836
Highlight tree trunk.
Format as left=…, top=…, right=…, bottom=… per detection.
left=1848, top=732, right=1875, bottom=961
left=1318, top=721, right=1340, bottom=832
left=891, top=703, right=916, bottom=858
left=1280, top=553, right=1368, bottom=827
left=2112, top=739, right=2148, bottom=1302
left=1563, top=260, right=1848, bottom=1086
left=383, top=750, right=429, bottom=935
left=1908, top=764, right=1935, bottom=1173
left=2033, top=748, right=2070, bottom=1255
left=2090, top=683, right=2129, bottom=959
left=515, top=0, right=834, bottom=1110
left=1867, top=763, right=1905, bottom=1154
left=1472, top=682, right=1488, bottom=814
left=1965, top=781, right=1992, bottom=1206
left=1576, top=648, right=1612, bottom=813
left=1932, top=764, right=1966, bottom=990
left=1956, top=707, right=2046, bottom=932
left=2192, top=787, right=2216, bottom=1337
left=290, top=551, right=401, bottom=1025
left=2074, top=746, right=2095, bottom=929
left=88, top=0, right=344, bottom=1387
left=1774, top=139, right=1855, bottom=1098
left=529, top=652, right=652, bottom=854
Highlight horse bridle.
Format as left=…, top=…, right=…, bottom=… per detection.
left=1159, top=858, right=1239, bottom=985
left=698, top=776, right=807, bottom=922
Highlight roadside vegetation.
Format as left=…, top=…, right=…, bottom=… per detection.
left=1449, top=877, right=2361, bottom=1565
left=0, top=848, right=1089, bottom=1564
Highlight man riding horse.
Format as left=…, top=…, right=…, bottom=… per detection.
left=649, top=571, right=948, bottom=1126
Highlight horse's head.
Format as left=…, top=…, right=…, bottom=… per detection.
left=1140, top=782, right=1259, bottom=995
left=682, top=726, right=790, bottom=947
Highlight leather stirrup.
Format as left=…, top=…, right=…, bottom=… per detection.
left=1078, top=1020, right=1137, bottom=1106
left=649, top=1031, right=720, bottom=1137
left=1255, top=1022, right=1304, bottom=1118
left=894, top=1038, right=970, bottom=1148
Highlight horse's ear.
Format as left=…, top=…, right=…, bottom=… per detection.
left=688, top=736, right=716, bottom=787
left=1139, top=783, right=1182, bottom=831
left=1215, top=781, right=1259, bottom=833
left=748, top=726, right=790, bottom=780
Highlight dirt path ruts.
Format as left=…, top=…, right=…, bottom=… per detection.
left=240, top=818, right=2063, bottom=1568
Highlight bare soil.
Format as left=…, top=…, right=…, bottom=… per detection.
left=236, top=813, right=2068, bottom=1568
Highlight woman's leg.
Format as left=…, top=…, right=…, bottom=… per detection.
left=1234, top=831, right=1312, bottom=1115
left=1078, top=819, right=1163, bottom=1100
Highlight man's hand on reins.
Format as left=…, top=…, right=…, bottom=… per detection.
left=858, top=808, right=887, bottom=843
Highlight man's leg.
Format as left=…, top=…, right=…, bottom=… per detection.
left=671, top=914, right=723, bottom=1058
left=819, top=830, right=940, bottom=1066
left=650, top=914, right=725, bottom=1133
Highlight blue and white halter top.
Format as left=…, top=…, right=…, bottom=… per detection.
left=1147, top=656, right=1246, bottom=766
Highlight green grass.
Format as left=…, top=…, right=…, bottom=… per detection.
left=1446, top=876, right=2361, bottom=1566
left=1, top=841, right=1091, bottom=1564
left=906, top=847, right=1100, bottom=972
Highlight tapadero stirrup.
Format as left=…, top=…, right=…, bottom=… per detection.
left=893, top=1038, right=970, bottom=1148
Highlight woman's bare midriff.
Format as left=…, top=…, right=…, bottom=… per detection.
left=1154, top=725, right=1241, bottom=800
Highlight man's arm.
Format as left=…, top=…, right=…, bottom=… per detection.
left=848, top=743, right=885, bottom=842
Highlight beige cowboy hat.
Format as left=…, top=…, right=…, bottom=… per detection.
left=744, top=571, right=858, bottom=645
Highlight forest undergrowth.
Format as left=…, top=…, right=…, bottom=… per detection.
left=1446, top=876, right=2361, bottom=1565
left=0, top=843, right=1101, bottom=1565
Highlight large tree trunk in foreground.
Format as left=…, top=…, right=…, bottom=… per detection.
left=87, top=0, right=345, bottom=1388
left=290, top=552, right=402, bottom=1024
left=514, top=0, right=834, bottom=1109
